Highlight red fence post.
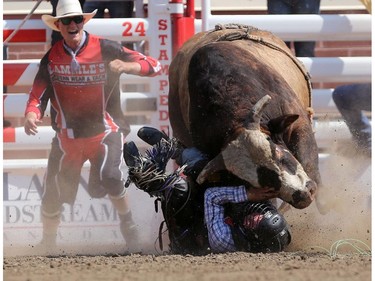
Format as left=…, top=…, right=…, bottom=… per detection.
left=170, top=0, right=195, bottom=57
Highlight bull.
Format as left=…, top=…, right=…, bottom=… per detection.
left=168, top=24, right=321, bottom=209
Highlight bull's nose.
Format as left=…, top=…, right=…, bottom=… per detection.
left=292, top=189, right=314, bottom=209
left=306, top=180, right=317, bottom=197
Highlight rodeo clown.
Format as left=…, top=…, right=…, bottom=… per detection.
left=124, top=127, right=291, bottom=254
left=24, top=0, right=161, bottom=252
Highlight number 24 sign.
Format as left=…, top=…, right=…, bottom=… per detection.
left=122, top=21, right=146, bottom=37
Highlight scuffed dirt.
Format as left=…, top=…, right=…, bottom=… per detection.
left=3, top=252, right=371, bottom=281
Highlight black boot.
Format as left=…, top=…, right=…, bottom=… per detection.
left=123, top=141, right=141, bottom=168
left=137, top=126, right=169, bottom=145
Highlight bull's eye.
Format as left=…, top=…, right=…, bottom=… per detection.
left=274, top=146, right=298, bottom=175
left=279, top=152, right=297, bottom=175
left=274, top=146, right=283, bottom=159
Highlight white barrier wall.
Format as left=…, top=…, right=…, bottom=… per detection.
left=3, top=165, right=168, bottom=255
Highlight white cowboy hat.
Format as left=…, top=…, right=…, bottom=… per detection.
left=42, top=0, right=97, bottom=32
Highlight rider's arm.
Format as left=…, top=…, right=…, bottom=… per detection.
left=204, top=186, right=248, bottom=252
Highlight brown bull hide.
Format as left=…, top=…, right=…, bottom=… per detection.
left=168, top=24, right=322, bottom=209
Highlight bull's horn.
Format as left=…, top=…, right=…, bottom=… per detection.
left=196, top=153, right=226, bottom=184
left=246, top=95, right=272, bottom=128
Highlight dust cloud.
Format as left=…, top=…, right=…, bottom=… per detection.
left=285, top=139, right=371, bottom=254
left=4, top=124, right=371, bottom=257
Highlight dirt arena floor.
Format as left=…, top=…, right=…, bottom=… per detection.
left=3, top=141, right=372, bottom=281
left=3, top=251, right=371, bottom=281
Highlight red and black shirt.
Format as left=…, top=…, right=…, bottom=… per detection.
left=25, top=31, right=161, bottom=138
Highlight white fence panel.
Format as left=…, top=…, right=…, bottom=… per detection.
left=196, top=14, right=372, bottom=41
left=4, top=92, right=158, bottom=118
left=3, top=56, right=371, bottom=87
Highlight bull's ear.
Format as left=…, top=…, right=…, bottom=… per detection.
left=196, top=153, right=226, bottom=184
left=267, top=114, right=299, bottom=134
left=267, top=114, right=299, bottom=144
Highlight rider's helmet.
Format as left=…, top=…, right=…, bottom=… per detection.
left=230, top=201, right=291, bottom=253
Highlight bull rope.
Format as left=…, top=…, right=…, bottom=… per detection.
left=308, top=238, right=371, bottom=259
left=212, top=23, right=313, bottom=108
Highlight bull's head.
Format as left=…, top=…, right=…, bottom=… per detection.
left=196, top=95, right=316, bottom=209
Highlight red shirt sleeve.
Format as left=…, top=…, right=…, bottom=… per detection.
left=121, top=46, right=161, bottom=76
left=24, top=54, right=51, bottom=119
left=98, top=36, right=161, bottom=76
